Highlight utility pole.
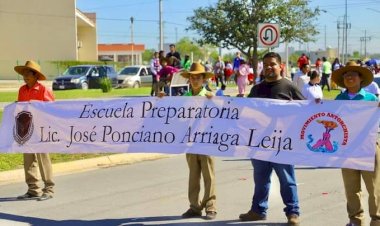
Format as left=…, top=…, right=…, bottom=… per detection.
left=130, top=17, right=134, bottom=65
left=338, top=2, right=350, bottom=64
left=343, top=0, right=351, bottom=63
left=159, top=0, right=163, bottom=50
left=175, top=27, right=178, bottom=43
left=360, top=30, right=371, bottom=59
left=360, top=38, right=363, bottom=57
left=324, top=25, right=327, bottom=50
left=337, top=19, right=342, bottom=59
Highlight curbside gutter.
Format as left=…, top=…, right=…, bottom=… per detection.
left=0, top=153, right=173, bottom=185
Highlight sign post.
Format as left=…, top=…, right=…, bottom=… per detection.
left=258, top=23, right=280, bottom=48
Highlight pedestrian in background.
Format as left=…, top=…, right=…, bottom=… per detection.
left=150, top=51, right=161, bottom=96
left=224, top=60, right=233, bottom=83
left=331, top=61, right=380, bottom=226
left=181, top=54, right=191, bottom=70
left=240, top=52, right=303, bottom=225
left=156, top=57, right=179, bottom=95
left=233, top=52, right=243, bottom=83
left=315, top=57, right=323, bottom=76
left=14, top=60, right=55, bottom=201
left=301, top=70, right=323, bottom=101
left=321, top=56, right=332, bottom=91
left=215, top=84, right=226, bottom=96
left=213, top=56, right=225, bottom=88
left=166, top=44, right=181, bottom=68
left=297, top=53, right=308, bottom=70
left=364, top=80, right=380, bottom=97
left=292, top=63, right=311, bottom=91
left=236, top=59, right=249, bottom=97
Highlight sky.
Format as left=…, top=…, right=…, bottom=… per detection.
left=76, top=0, right=380, bottom=55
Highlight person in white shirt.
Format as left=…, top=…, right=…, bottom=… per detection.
left=363, top=81, right=380, bottom=97
left=150, top=51, right=162, bottom=96
left=293, top=63, right=310, bottom=91
left=301, top=70, right=323, bottom=101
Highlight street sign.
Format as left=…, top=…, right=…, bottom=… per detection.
left=258, top=23, right=280, bottom=48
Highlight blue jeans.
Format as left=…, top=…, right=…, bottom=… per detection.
left=250, top=159, right=300, bottom=216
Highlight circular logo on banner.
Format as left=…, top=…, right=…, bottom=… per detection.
left=300, top=112, right=349, bottom=154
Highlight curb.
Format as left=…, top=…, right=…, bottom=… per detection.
left=0, top=153, right=172, bottom=185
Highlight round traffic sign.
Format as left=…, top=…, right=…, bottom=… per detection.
left=259, top=24, right=279, bottom=46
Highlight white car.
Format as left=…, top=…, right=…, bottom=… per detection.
left=117, top=65, right=152, bottom=88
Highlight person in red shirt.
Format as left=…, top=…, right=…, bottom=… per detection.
left=15, top=60, right=55, bottom=201
left=297, top=53, right=308, bottom=70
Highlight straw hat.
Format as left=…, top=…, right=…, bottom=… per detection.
left=180, top=62, right=214, bottom=79
left=14, top=60, right=46, bottom=80
left=331, top=61, right=373, bottom=88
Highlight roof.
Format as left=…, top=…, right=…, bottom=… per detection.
left=98, top=44, right=145, bottom=52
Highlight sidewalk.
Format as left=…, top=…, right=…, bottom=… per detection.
left=0, top=153, right=172, bottom=185
left=0, top=80, right=52, bottom=91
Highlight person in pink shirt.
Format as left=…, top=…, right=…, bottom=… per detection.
left=237, top=59, right=250, bottom=97
left=15, top=60, right=55, bottom=201
left=157, top=57, right=180, bottom=95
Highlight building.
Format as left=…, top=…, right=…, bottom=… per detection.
left=98, top=44, right=145, bottom=65
left=0, top=0, right=97, bottom=79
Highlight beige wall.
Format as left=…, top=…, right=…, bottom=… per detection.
left=0, top=0, right=96, bottom=79
left=0, top=0, right=77, bottom=61
left=77, top=26, right=97, bottom=61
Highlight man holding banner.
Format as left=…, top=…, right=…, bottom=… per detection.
left=332, top=61, right=380, bottom=226
left=178, top=63, right=217, bottom=220
left=14, top=60, right=55, bottom=201
left=239, top=52, right=304, bottom=225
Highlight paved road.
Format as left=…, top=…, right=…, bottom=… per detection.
left=0, top=155, right=366, bottom=226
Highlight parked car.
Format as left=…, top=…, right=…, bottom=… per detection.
left=117, top=65, right=152, bottom=88
left=52, top=65, right=118, bottom=90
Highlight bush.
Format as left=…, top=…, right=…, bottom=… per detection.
left=99, top=77, right=112, bottom=93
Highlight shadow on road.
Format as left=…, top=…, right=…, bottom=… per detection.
left=0, top=197, right=35, bottom=202
left=0, top=212, right=289, bottom=225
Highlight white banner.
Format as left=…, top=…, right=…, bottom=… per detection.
left=0, top=97, right=379, bottom=170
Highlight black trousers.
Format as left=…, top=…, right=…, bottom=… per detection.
left=321, top=73, right=330, bottom=91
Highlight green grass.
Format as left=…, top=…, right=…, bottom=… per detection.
left=322, top=89, right=340, bottom=100
left=0, top=154, right=112, bottom=171
left=0, top=92, right=17, bottom=102
left=0, top=87, right=152, bottom=102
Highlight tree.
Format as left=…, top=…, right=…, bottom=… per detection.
left=175, top=37, right=218, bottom=63
left=187, top=0, right=321, bottom=74
left=142, top=49, right=155, bottom=64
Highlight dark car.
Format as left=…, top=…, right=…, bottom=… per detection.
left=52, top=65, right=118, bottom=90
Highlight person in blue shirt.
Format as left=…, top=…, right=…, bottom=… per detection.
left=331, top=61, right=380, bottom=226
left=215, top=84, right=226, bottom=96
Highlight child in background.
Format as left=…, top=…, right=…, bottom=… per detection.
left=215, top=84, right=226, bottom=96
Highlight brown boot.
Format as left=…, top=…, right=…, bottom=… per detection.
left=287, top=214, right=300, bottom=225
left=239, top=210, right=266, bottom=221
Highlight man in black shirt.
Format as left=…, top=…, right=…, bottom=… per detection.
left=166, top=44, right=181, bottom=68
left=240, top=52, right=304, bottom=225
